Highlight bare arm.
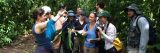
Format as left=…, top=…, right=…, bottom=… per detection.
left=82, top=29, right=87, bottom=36
left=34, top=21, right=48, bottom=34
left=82, top=24, right=87, bottom=36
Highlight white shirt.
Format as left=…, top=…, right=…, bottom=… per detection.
left=101, top=23, right=117, bottom=50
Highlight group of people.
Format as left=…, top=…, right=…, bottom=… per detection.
left=32, top=2, right=149, bottom=53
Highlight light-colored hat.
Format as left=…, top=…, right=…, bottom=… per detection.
left=41, top=6, right=51, bottom=14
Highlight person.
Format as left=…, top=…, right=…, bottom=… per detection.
left=124, top=3, right=149, bottom=53
left=74, top=10, right=87, bottom=32
left=96, top=2, right=105, bottom=14
left=61, top=10, right=76, bottom=53
left=75, top=7, right=82, bottom=20
left=82, top=12, right=99, bottom=53
left=76, top=8, right=89, bottom=23
left=32, top=7, right=59, bottom=53
left=97, top=12, right=117, bottom=53
left=73, top=10, right=87, bottom=53
left=52, top=4, right=68, bottom=53
left=41, top=6, right=58, bottom=41
left=96, top=2, right=109, bottom=28
left=96, top=2, right=110, bottom=53
left=41, top=6, right=53, bottom=20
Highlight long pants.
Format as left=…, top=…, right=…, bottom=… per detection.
left=105, top=47, right=117, bottom=53
left=53, top=48, right=60, bottom=53
left=53, top=34, right=61, bottom=53
left=35, top=46, right=53, bottom=53
left=62, top=40, right=72, bottom=53
left=97, top=40, right=105, bottom=53
left=127, top=46, right=138, bottom=53
left=83, top=46, right=98, bottom=53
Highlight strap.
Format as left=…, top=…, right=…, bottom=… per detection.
left=104, top=23, right=110, bottom=34
left=136, top=16, right=142, bottom=33
left=85, top=23, right=99, bottom=38
left=86, top=23, right=90, bottom=31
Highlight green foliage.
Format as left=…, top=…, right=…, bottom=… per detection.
left=0, top=20, right=18, bottom=47
left=0, top=0, right=160, bottom=52
left=0, top=0, right=57, bottom=47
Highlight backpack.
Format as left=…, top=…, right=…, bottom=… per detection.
left=136, top=15, right=157, bottom=45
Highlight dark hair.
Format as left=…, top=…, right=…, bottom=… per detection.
left=32, top=8, right=45, bottom=22
left=90, top=11, right=97, bottom=18
left=97, top=2, right=105, bottom=9
left=90, top=11, right=97, bottom=21
left=59, top=3, right=66, bottom=9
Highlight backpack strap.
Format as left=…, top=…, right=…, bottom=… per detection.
left=136, top=15, right=144, bottom=34
left=85, top=23, right=90, bottom=31
left=104, top=23, right=110, bottom=34
left=135, top=15, right=143, bottom=48
left=85, top=23, right=99, bottom=38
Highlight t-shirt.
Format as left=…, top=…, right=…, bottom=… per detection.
left=83, top=24, right=97, bottom=48
left=74, top=20, right=87, bottom=30
left=45, top=19, right=56, bottom=41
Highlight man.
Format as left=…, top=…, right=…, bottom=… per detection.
left=75, top=7, right=82, bottom=20
left=124, top=3, right=149, bottom=53
left=61, top=10, right=76, bottom=53
left=96, top=2, right=109, bottom=25
left=96, top=2, right=105, bottom=14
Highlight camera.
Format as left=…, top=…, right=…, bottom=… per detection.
left=96, top=24, right=105, bottom=31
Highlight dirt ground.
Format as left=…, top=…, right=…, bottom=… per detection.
left=0, top=34, right=36, bottom=53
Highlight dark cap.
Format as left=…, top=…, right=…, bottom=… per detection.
left=98, top=11, right=111, bottom=19
left=68, top=10, right=75, bottom=17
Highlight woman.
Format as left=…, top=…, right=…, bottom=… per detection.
left=73, top=11, right=87, bottom=53
left=82, top=12, right=99, bottom=53
left=52, top=5, right=67, bottom=53
left=32, top=8, right=59, bottom=53
left=97, top=11, right=117, bottom=53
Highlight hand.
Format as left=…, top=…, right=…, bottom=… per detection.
left=71, top=29, right=76, bottom=33
left=57, top=10, right=63, bottom=16
left=67, top=28, right=72, bottom=33
left=82, top=30, right=87, bottom=36
left=97, top=27, right=103, bottom=33
left=58, top=31, right=62, bottom=35
left=58, top=10, right=67, bottom=16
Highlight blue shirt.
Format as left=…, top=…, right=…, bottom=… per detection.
left=83, top=24, right=97, bottom=48
left=45, top=19, right=56, bottom=41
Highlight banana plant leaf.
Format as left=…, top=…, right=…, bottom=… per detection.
left=75, top=32, right=85, bottom=43
left=68, top=28, right=73, bottom=50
